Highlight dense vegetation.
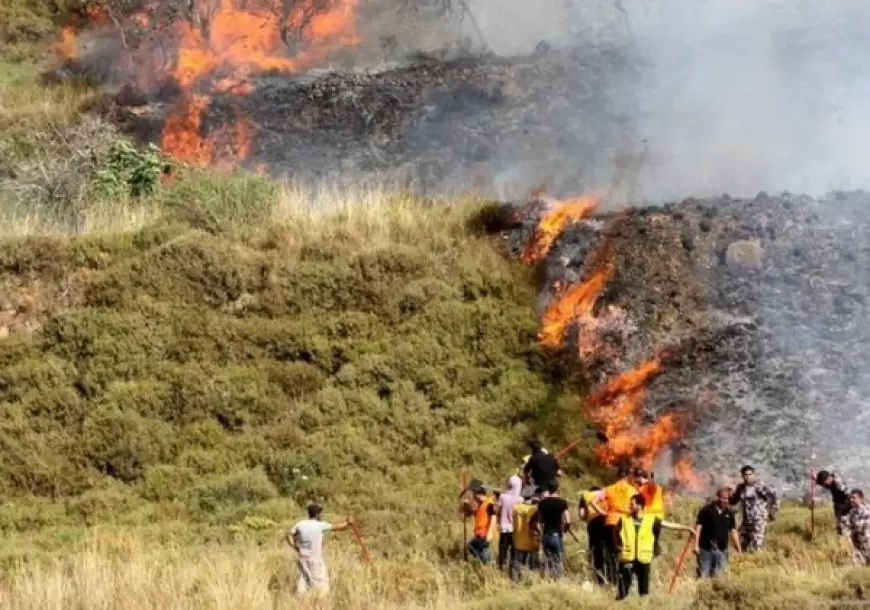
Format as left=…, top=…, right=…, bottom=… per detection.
left=3, top=14, right=870, bottom=610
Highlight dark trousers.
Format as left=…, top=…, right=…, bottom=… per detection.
left=616, top=560, right=651, bottom=600
left=510, top=549, right=538, bottom=582
left=603, top=524, right=619, bottom=585
left=498, top=532, right=515, bottom=570
left=587, top=516, right=608, bottom=584
left=467, top=536, right=491, bottom=563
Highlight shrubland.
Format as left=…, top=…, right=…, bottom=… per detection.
left=2, top=16, right=870, bottom=610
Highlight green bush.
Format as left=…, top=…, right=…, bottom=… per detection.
left=185, top=468, right=278, bottom=515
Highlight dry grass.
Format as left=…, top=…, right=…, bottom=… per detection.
left=0, top=501, right=866, bottom=610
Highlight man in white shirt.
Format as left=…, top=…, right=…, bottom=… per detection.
left=287, top=503, right=352, bottom=596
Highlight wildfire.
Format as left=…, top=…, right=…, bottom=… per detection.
left=524, top=194, right=701, bottom=488
left=51, top=0, right=361, bottom=168
left=521, top=194, right=600, bottom=264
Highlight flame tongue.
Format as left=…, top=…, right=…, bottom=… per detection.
left=521, top=194, right=600, bottom=264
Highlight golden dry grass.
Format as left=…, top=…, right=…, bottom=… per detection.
left=0, top=501, right=866, bottom=610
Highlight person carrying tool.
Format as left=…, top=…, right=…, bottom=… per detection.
left=521, top=438, right=561, bottom=491
left=614, top=493, right=694, bottom=600
left=287, top=503, right=353, bottom=596
left=813, top=469, right=853, bottom=537
left=510, top=494, right=541, bottom=582
left=537, top=481, right=571, bottom=579
left=729, top=465, right=779, bottom=553
left=848, top=489, right=870, bottom=565
left=494, top=474, right=524, bottom=571
left=579, top=485, right=608, bottom=584
left=589, top=464, right=638, bottom=583
left=461, top=481, right=495, bottom=563
left=695, top=486, right=741, bottom=578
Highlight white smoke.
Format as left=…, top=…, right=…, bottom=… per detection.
left=462, top=0, right=870, bottom=200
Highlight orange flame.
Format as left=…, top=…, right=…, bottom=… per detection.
left=51, top=27, right=78, bottom=62
left=581, top=357, right=688, bottom=471
left=539, top=261, right=612, bottom=349
left=521, top=194, right=600, bottom=264
left=53, top=0, right=360, bottom=169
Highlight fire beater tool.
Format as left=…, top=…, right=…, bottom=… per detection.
left=349, top=517, right=371, bottom=562
left=668, top=533, right=693, bottom=593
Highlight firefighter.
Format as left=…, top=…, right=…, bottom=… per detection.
left=635, top=468, right=665, bottom=557
left=614, top=494, right=694, bottom=600
left=579, top=485, right=608, bottom=584
left=589, top=464, right=638, bottom=584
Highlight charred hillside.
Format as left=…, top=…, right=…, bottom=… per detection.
left=506, top=190, right=870, bottom=490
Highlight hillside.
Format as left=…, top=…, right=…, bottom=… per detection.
left=3, top=8, right=870, bottom=610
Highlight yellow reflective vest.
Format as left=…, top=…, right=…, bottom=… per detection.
left=640, top=482, right=665, bottom=520
left=512, top=503, right=540, bottom=552
left=618, top=514, right=657, bottom=564
left=604, top=479, right=637, bottom=526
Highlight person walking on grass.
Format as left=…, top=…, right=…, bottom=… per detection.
left=461, top=481, right=495, bottom=563
left=287, top=503, right=353, bottom=596
left=814, top=469, right=853, bottom=537
left=614, top=493, right=694, bottom=600
left=537, top=481, right=571, bottom=579
left=730, top=465, right=779, bottom=553
left=495, top=474, right=524, bottom=571
left=848, top=489, right=870, bottom=565
left=695, top=486, right=741, bottom=578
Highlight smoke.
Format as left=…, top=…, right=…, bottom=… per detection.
left=459, top=0, right=870, bottom=200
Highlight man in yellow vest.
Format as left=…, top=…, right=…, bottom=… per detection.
left=578, top=486, right=608, bottom=584
left=614, top=493, right=694, bottom=600
left=588, top=464, right=637, bottom=584
left=510, top=499, right=540, bottom=582
left=635, top=468, right=666, bottom=557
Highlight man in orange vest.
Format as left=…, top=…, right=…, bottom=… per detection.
left=635, top=468, right=666, bottom=558
left=461, top=481, right=495, bottom=563
left=588, top=464, right=638, bottom=584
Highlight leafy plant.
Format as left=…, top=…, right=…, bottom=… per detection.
left=91, top=140, right=171, bottom=199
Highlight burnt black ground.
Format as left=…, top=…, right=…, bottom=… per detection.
left=505, top=190, right=870, bottom=492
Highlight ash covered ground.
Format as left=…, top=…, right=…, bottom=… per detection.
left=97, top=1, right=870, bottom=490
left=506, top=190, right=870, bottom=492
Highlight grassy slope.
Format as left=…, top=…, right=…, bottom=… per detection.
left=3, top=38, right=870, bottom=610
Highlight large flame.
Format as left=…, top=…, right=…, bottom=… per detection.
left=521, top=194, right=600, bottom=264
left=525, top=196, right=701, bottom=488
left=51, top=0, right=360, bottom=168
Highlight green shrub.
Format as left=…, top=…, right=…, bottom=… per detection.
left=185, top=468, right=278, bottom=515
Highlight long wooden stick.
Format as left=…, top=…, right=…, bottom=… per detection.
left=461, top=471, right=469, bottom=560
left=809, top=468, right=816, bottom=542
left=349, top=519, right=371, bottom=562
left=668, top=534, right=693, bottom=593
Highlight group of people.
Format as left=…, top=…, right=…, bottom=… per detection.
left=459, top=439, right=870, bottom=601
left=281, top=439, right=870, bottom=600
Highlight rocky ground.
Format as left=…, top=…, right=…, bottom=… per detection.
left=505, top=190, right=870, bottom=492
left=116, top=39, right=644, bottom=195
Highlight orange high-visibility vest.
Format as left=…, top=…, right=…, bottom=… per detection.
left=604, top=479, right=637, bottom=526
left=639, top=482, right=665, bottom=519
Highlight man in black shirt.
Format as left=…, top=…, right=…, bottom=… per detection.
left=522, top=439, right=560, bottom=490
left=695, top=487, right=742, bottom=578
left=537, top=481, right=570, bottom=579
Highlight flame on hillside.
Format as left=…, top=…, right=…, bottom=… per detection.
left=50, top=0, right=360, bottom=167
left=521, top=194, right=600, bottom=264
left=524, top=193, right=701, bottom=489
